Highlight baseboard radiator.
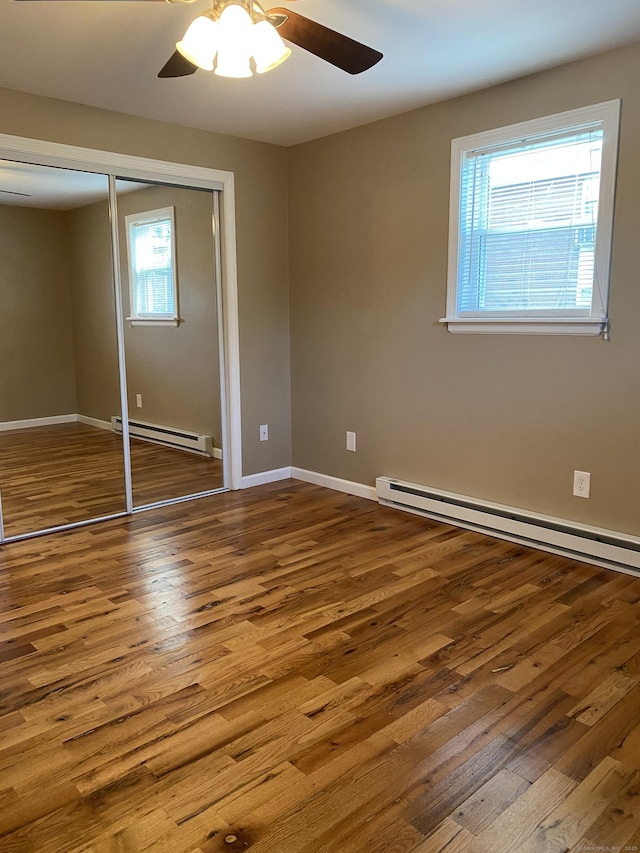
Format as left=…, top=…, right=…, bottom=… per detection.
left=376, top=476, right=640, bottom=574
left=111, top=416, right=213, bottom=457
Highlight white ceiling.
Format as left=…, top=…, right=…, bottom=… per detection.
left=1, top=0, right=640, bottom=147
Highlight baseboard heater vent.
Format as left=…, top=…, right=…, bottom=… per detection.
left=112, top=416, right=213, bottom=457
left=376, top=476, right=640, bottom=574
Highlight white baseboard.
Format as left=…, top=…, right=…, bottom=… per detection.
left=213, top=447, right=223, bottom=460
left=240, top=466, right=376, bottom=496
left=241, top=467, right=293, bottom=488
left=0, top=414, right=77, bottom=432
left=291, top=467, right=377, bottom=501
left=77, top=415, right=113, bottom=431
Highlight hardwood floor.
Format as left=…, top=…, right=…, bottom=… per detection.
left=1, top=480, right=640, bottom=852
left=0, top=423, right=223, bottom=537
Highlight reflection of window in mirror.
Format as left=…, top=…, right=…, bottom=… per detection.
left=125, top=207, right=179, bottom=326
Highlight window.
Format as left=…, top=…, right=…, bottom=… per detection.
left=442, top=101, right=620, bottom=335
left=125, top=207, right=179, bottom=325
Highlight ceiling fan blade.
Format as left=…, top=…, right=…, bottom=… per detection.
left=158, top=50, right=198, bottom=78
left=268, top=8, right=382, bottom=75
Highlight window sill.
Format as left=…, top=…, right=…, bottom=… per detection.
left=439, top=317, right=606, bottom=336
left=127, top=317, right=180, bottom=327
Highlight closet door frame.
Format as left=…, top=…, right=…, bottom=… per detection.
left=0, top=134, right=242, bottom=541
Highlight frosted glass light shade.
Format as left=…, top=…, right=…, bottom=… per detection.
left=252, top=20, right=291, bottom=73
left=217, top=3, right=253, bottom=38
left=176, top=15, right=219, bottom=71
left=214, top=4, right=253, bottom=77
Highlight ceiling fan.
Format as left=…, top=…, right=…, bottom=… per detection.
left=14, top=0, right=383, bottom=80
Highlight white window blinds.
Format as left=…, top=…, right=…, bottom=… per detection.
left=458, top=128, right=603, bottom=316
left=126, top=207, right=177, bottom=321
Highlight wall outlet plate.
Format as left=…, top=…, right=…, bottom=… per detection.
left=260, top=424, right=269, bottom=442
left=573, top=470, right=591, bottom=498
left=346, top=431, right=356, bottom=452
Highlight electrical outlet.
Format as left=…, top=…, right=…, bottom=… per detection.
left=573, top=470, right=591, bottom=499
left=260, top=424, right=269, bottom=442
left=346, top=431, right=356, bottom=452
left=136, top=394, right=143, bottom=408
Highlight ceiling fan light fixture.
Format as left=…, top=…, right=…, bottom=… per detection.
left=176, top=13, right=219, bottom=71
left=214, top=3, right=253, bottom=77
left=251, top=19, right=291, bottom=74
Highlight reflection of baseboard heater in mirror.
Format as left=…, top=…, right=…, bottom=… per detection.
left=111, top=416, right=216, bottom=457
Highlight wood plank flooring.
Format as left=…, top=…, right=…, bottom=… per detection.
left=0, top=423, right=223, bottom=537
left=1, top=480, right=640, bottom=852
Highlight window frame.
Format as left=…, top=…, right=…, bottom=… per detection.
left=441, top=100, right=621, bottom=335
left=125, top=206, right=179, bottom=326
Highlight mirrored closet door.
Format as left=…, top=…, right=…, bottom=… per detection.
left=0, top=160, right=127, bottom=538
left=0, top=159, right=227, bottom=542
left=115, top=179, right=224, bottom=508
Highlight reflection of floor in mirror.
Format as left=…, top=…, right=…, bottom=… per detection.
left=0, top=422, right=223, bottom=537
left=129, top=433, right=224, bottom=507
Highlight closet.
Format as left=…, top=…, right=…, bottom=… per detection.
left=0, top=142, right=238, bottom=543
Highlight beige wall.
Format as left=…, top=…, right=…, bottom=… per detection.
left=288, top=41, right=640, bottom=536
left=0, top=203, right=77, bottom=421
left=116, top=183, right=221, bottom=441
left=0, top=87, right=291, bottom=475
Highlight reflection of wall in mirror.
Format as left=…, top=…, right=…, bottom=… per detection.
left=1, top=187, right=222, bottom=449
left=68, top=199, right=121, bottom=425
left=116, top=184, right=222, bottom=445
left=0, top=204, right=78, bottom=422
